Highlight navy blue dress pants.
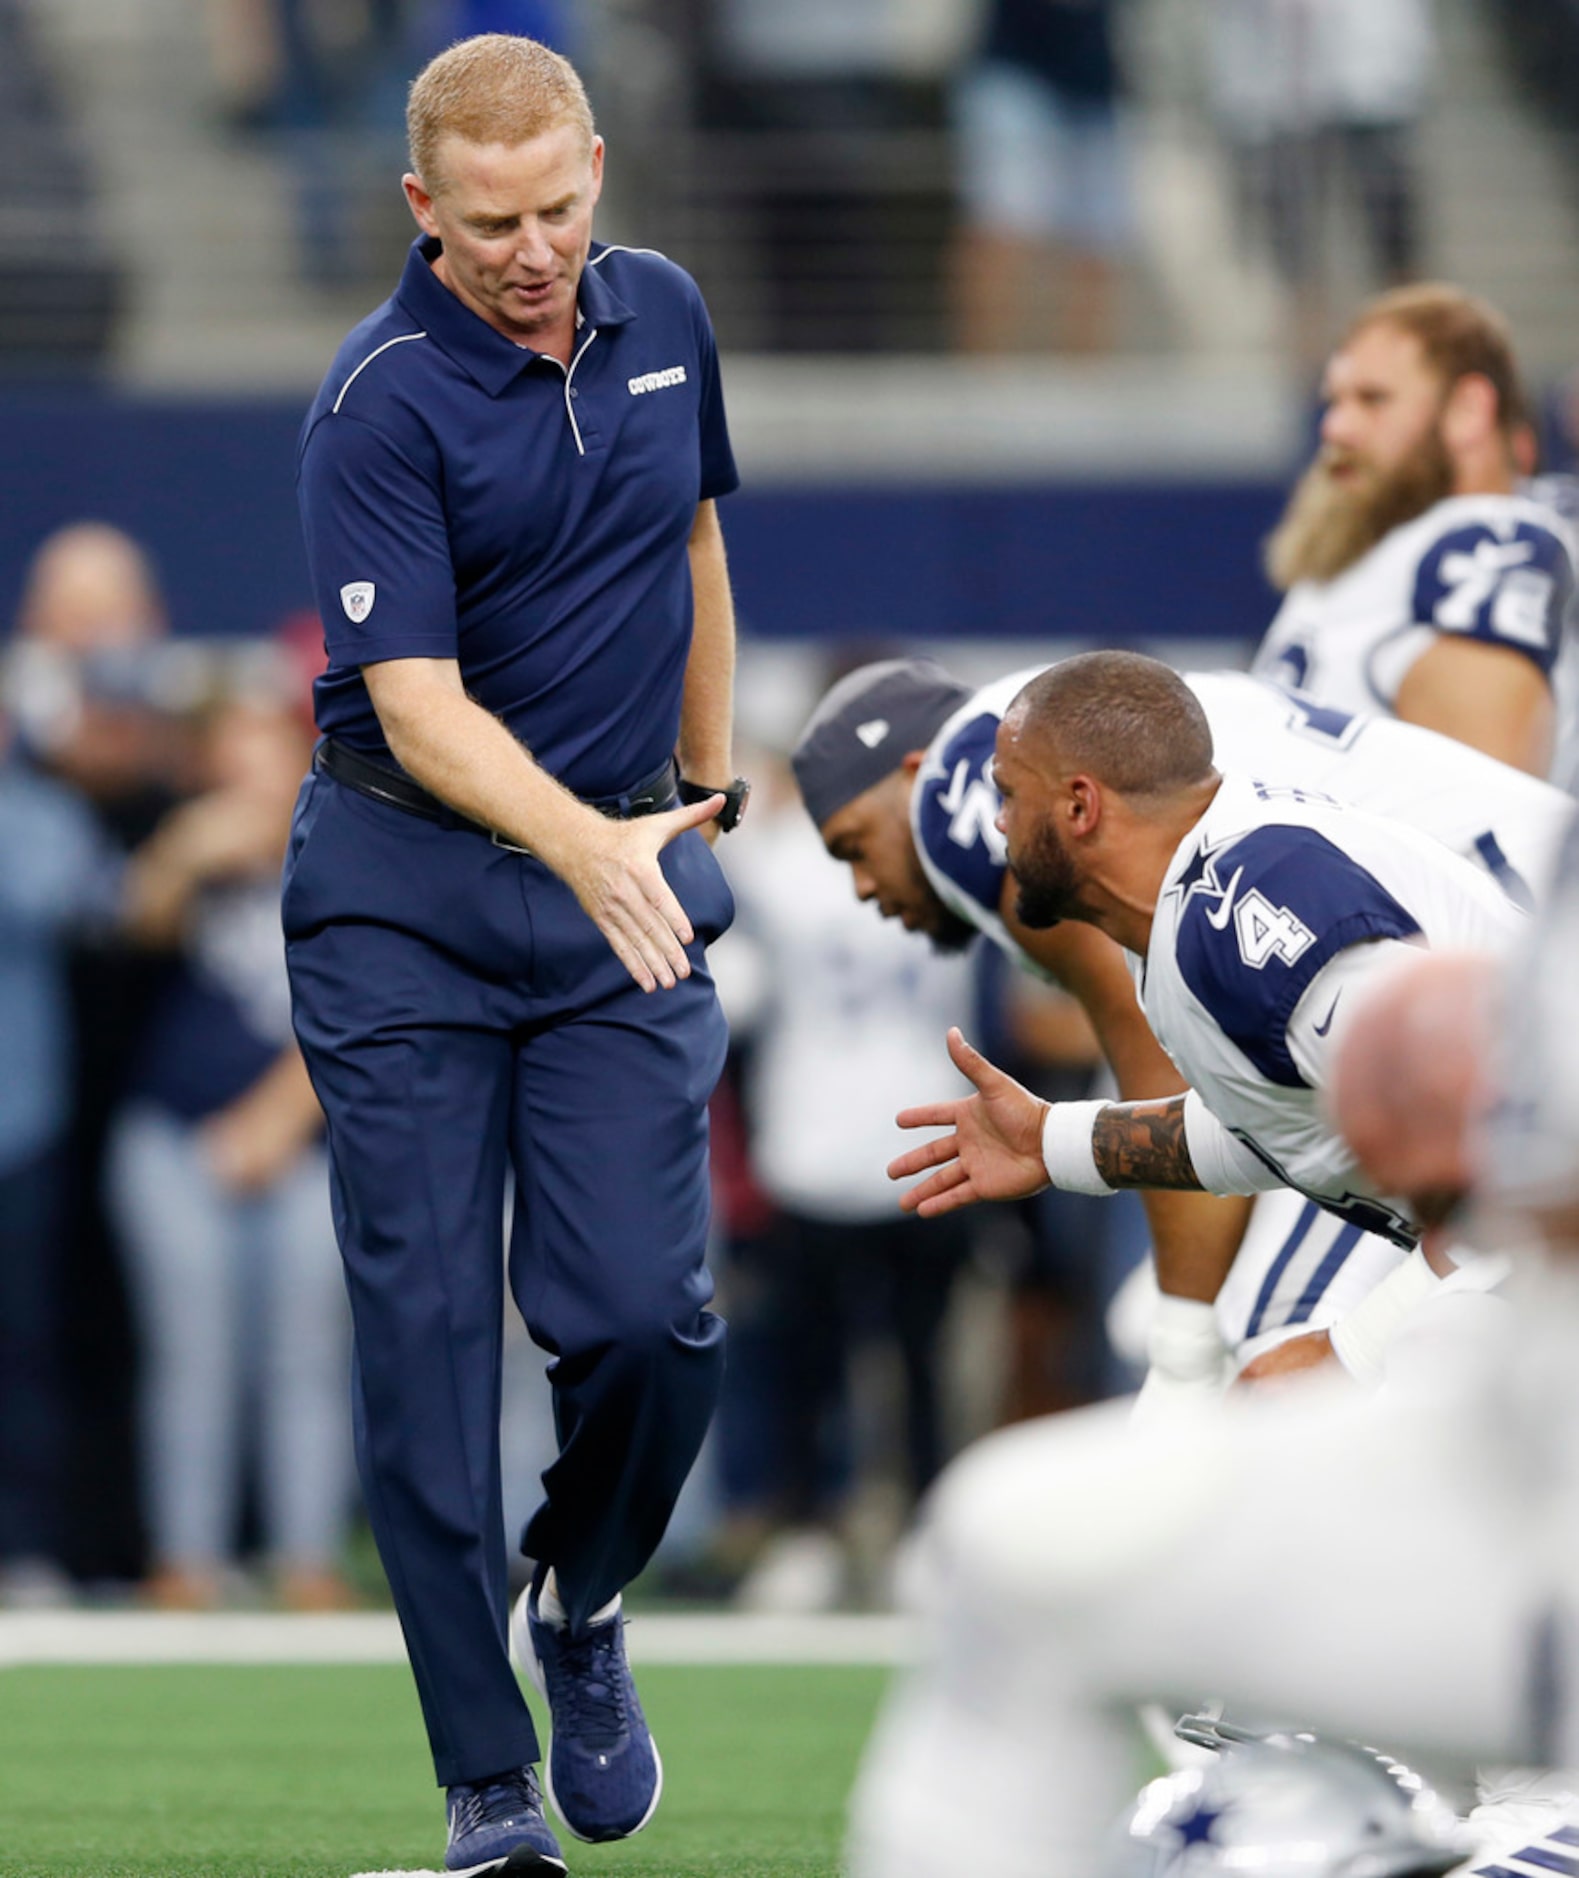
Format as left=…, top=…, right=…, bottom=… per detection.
left=282, top=770, right=732, bottom=1785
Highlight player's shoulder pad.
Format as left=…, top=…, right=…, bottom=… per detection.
left=1410, top=498, right=1574, bottom=676
left=914, top=703, right=1009, bottom=921
left=1171, top=820, right=1422, bottom=1088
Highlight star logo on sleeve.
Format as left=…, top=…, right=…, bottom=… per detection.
left=1173, top=836, right=1244, bottom=923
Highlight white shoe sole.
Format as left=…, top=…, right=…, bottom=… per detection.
left=540, top=1737, right=663, bottom=1845
left=448, top=1846, right=568, bottom=1876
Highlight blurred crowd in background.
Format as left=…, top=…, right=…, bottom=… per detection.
left=6, top=0, right=1579, bottom=1615
left=0, top=523, right=1150, bottom=1615
left=168, top=0, right=1553, bottom=360
left=24, top=0, right=1579, bottom=370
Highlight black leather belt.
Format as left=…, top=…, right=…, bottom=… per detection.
left=314, top=738, right=679, bottom=846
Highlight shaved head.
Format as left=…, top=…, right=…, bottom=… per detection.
left=1008, top=653, right=1215, bottom=796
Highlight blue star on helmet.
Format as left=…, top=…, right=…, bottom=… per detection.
left=1172, top=1799, right=1227, bottom=1849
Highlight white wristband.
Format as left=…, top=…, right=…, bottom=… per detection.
left=1041, top=1099, right=1117, bottom=1196
left=1328, top=1248, right=1441, bottom=1387
left=1147, top=1293, right=1229, bottom=1384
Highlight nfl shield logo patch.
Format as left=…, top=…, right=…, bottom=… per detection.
left=340, top=581, right=375, bottom=623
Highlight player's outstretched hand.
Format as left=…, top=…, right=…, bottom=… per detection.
left=562, top=792, right=723, bottom=993
left=889, top=1027, right=1049, bottom=1217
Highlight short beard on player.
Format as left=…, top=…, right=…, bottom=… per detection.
left=1265, top=424, right=1455, bottom=590
left=1012, top=819, right=1084, bottom=930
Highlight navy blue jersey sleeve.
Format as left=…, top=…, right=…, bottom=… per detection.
left=1174, top=825, right=1422, bottom=1087
left=914, top=710, right=1009, bottom=922
left=299, top=410, right=458, bottom=669
left=1411, top=519, right=1572, bottom=677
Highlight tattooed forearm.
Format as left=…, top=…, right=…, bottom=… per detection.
left=1091, top=1095, right=1204, bottom=1191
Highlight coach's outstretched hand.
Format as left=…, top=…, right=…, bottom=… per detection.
left=561, top=792, right=724, bottom=994
left=889, top=1027, right=1049, bottom=1217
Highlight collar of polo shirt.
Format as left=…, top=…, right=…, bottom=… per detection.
left=396, top=235, right=638, bottom=400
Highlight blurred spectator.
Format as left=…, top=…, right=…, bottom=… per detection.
left=433, top=1, right=571, bottom=44
left=262, top=0, right=419, bottom=286
left=695, top=0, right=965, bottom=350
left=0, top=718, right=121, bottom=1607
left=201, top=0, right=286, bottom=132
left=202, top=0, right=571, bottom=135
left=1205, top=0, right=1434, bottom=361
left=249, top=1, right=575, bottom=286
left=706, top=757, right=977, bottom=1609
left=949, top=0, right=1133, bottom=354
left=111, top=691, right=355, bottom=1611
left=9, top=523, right=186, bottom=1589
left=1485, top=0, right=1579, bottom=173
left=9, top=524, right=182, bottom=807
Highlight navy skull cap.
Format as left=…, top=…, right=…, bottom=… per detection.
left=791, top=659, right=972, bottom=828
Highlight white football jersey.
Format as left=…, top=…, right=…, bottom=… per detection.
left=912, top=667, right=1574, bottom=956
left=1460, top=1778, right=1579, bottom=1878
left=1193, top=682, right=1571, bottom=1345
left=1141, top=773, right=1528, bottom=1245
left=1252, top=492, right=1575, bottom=733
left=1213, top=1184, right=1405, bottom=1359
left=1194, top=671, right=1575, bottom=906
left=912, top=669, right=1567, bottom=1340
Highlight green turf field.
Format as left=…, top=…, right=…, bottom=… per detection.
left=0, top=1662, right=890, bottom=1878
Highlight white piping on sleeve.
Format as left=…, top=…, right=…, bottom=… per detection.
left=587, top=245, right=666, bottom=266
left=331, top=332, right=428, bottom=414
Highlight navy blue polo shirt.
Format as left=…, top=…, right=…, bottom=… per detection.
left=298, top=235, right=739, bottom=797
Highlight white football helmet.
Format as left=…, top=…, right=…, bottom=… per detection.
left=1103, top=1719, right=1471, bottom=1878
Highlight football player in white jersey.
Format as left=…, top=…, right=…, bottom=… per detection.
left=1252, top=283, right=1575, bottom=778
left=848, top=925, right=1579, bottom=1878
left=791, top=653, right=1573, bottom=1392
left=887, top=652, right=1529, bottom=1367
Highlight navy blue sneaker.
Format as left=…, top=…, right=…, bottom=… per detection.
left=511, top=1580, right=663, bottom=1843
left=443, top=1765, right=567, bottom=1875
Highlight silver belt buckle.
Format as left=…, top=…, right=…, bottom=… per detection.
left=490, top=830, right=533, bottom=856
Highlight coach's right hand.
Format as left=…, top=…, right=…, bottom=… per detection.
left=557, top=792, right=724, bottom=993
left=363, top=661, right=727, bottom=993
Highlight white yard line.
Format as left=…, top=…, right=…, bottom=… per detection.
left=0, top=1609, right=917, bottom=1668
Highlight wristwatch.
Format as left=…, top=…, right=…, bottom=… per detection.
left=678, top=774, right=751, bottom=832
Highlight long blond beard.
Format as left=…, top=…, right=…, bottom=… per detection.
left=1265, top=432, right=1455, bottom=590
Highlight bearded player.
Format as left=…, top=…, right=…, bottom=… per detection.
left=1253, top=283, right=1575, bottom=779
left=792, top=655, right=1573, bottom=1402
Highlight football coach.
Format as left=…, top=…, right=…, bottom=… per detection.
left=284, top=34, right=746, bottom=1875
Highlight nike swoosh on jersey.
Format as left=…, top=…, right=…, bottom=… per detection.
left=1312, top=993, right=1342, bottom=1037
left=1203, top=867, right=1244, bottom=930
